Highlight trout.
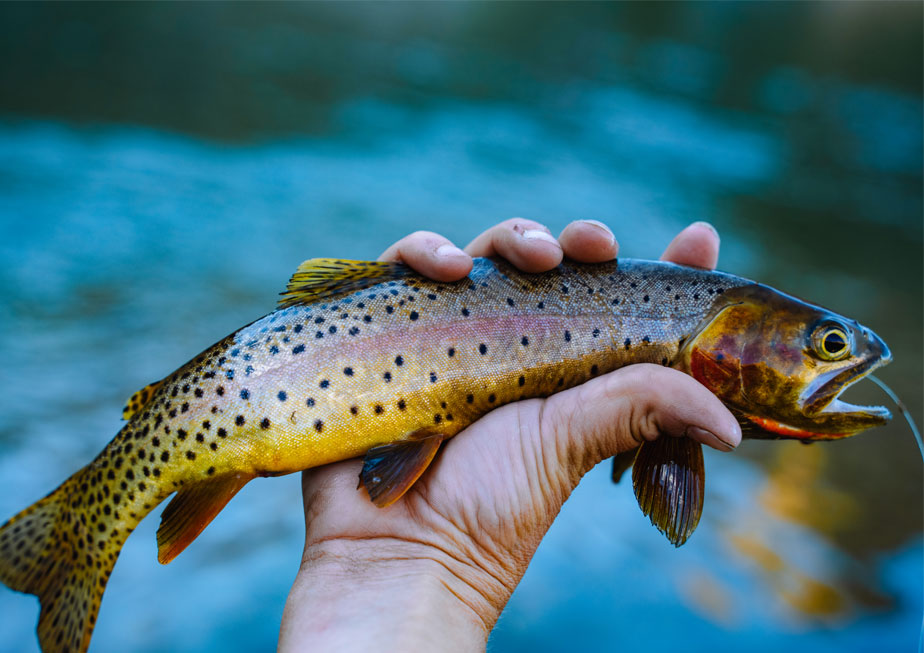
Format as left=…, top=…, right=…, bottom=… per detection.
left=0, top=257, right=892, bottom=652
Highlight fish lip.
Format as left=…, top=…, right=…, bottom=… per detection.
left=802, top=350, right=892, bottom=424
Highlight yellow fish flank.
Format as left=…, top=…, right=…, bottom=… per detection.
left=0, top=256, right=892, bottom=652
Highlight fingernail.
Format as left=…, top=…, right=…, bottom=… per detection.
left=435, top=244, right=466, bottom=258
left=577, top=219, right=615, bottom=244
left=687, top=425, right=736, bottom=451
left=522, top=229, right=560, bottom=246
left=690, top=221, right=719, bottom=241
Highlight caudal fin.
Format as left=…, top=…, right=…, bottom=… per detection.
left=0, top=471, right=128, bottom=653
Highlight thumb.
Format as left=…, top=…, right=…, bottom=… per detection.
left=538, top=364, right=741, bottom=482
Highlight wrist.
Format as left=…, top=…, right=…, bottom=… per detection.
left=279, top=537, right=505, bottom=652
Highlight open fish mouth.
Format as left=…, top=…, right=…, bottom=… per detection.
left=799, top=352, right=893, bottom=434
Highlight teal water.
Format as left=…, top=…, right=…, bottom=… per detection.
left=0, top=4, right=921, bottom=652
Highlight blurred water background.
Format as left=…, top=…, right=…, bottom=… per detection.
left=0, top=3, right=921, bottom=652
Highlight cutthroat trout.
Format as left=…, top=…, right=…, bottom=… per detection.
left=0, top=257, right=892, bottom=652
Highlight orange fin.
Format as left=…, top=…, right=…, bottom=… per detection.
left=157, top=472, right=254, bottom=564
left=122, top=380, right=164, bottom=421
left=632, top=437, right=705, bottom=547
left=279, top=259, right=414, bottom=309
left=359, top=433, right=444, bottom=507
left=611, top=446, right=640, bottom=484
left=0, top=471, right=129, bottom=653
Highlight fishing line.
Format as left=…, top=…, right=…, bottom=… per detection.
left=868, top=375, right=923, bottom=461
left=867, top=375, right=924, bottom=653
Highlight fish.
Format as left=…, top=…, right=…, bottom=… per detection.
left=0, top=256, right=892, bottom=652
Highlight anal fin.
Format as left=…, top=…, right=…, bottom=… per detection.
left=359, top=432, right=444, bottom=507
left=122, top=380, right=164, bottom=421
left=157, top=472, right=254, bottom=564
left=632, top=437, right=705, bottom=547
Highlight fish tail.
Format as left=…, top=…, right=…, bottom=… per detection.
left=0, top=468, right=131, bottom=653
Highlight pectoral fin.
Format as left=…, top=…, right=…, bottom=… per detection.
left=611, top=447, right=640, bottom=484
left=632, top=437, right=705, bottom=547
left=360, top=433, right=444, bottom=507
left=157, top=471, right=255, bottom=564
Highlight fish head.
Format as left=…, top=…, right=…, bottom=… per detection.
left=677, top=284, right=892, bottom=440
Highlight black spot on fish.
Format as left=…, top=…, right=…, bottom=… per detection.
left=225, top=370, right=234, bottom=380
left=447, top=347, right=455, bottom=357
left=488, top=394, right=496, bottom=403
left=383, top=371, right=392, bottom=382
left=217, top=428, right=227, bottom=438
left=427, top=293, right=437, bottom=300
left=306, top=397, right=315, bottom=407
left=349, top=327, right=360, bottom=336
left=177, top=429, right=188, bottom=440
left=152, top=437, right=160, bottom=448
left=643, top=295, right=649, bottom=302
left=591, top=365, right=599, bottom=375
left=344, top=367, right=354, bottom=377
left=260, top=418, right=270, bottom=429
left=350, top=406, right=358, bottom=415
left=194, top=388, right=203, bottom=398
left=235, top=415, right=245, bottom=426
left=564, top=330, right=571, bottom=342
left=397, top=399, right=406, bottom=410
left=186, top=451, right=196, bottom=460
left=693, top=293, right=700, bottom=300
left=518, top=375, right=525, bottom=386
left=315, top=331, right=324, bottom=339
left=320, top=379, right=330, bottom=389
left=461, top=308, right=470, bottom=317
left=180, top=402, right=189, bottom=413
left=314, top=317, right=325, bottom=324
left=314, top=420, right=323, bottom=432
left=364, top=315, right=372, bottom=323
left=537, top=301, right=545, bottom=309
left=270, top=345, right=279, bottom=355
left=386, top=306, right=394, bottom=314
left=240, top=389, right=250, bottom=400
left=624, top=338, right=631, bottom=350
left=395, top=355, right=404, bottom=366
left=521, top=336, right=529, bottom=346
left=195, top=433, right=204, bottom=443
left=466, top=394, right=474, bottom=403
left=278, top=391, right=287, bottom=402
left=430, top=372, right=438, bottom=383
left=328, top=326, right=337, bottom=334
left=374, top=405, right=384, bottom=414
left=661, top=358, right=668, bottom=366
left=642, top=336, right=651, bottom=343
left=434, top=414, right=442, bottom=424
left=202, top=420, right=210, bottom=430
left=592, top=328, right=600, bottom=337
left=409, top=311, right=419, bottom=321
left=507, top=297, right=515, bottom=306
left=293, top=324, right=303, bottom=333
left=207, top=467, right=215, bottom=476
left=479, top=343, right=488, bottom=355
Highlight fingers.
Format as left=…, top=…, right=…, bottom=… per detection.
left=660, top=221, right=720, bottom=269
left=541, top=364, right=741, bottom=477
left=464, top=218, right=563, bottom=273
left=557, top=220, right=619, bottom=263
left=378, top=230, right=473, bottom=282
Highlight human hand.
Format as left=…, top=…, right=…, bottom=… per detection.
left=278, top=219, right=741, bottom=651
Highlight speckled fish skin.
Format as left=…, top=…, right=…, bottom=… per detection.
left=0, top=256, right=890, bottom=652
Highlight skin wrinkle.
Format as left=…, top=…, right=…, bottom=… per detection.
left=307, top=532, right=500, bottom=633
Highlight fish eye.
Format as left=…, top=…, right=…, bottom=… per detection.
left=811, top=322, right=852, bottom=361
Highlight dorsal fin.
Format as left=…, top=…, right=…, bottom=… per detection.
left=122, top=380, right=164, bottom=421
left=278, top=258, right=414, bottom=309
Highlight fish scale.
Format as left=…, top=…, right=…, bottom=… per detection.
left=0, top=255, right=893, bottom=653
